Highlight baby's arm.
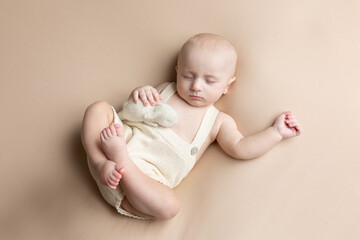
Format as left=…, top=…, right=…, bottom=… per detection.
left=216, top=111, right=302, bottom=160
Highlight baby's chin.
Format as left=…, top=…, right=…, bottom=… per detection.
left=185, top=98, right=211, bottom=107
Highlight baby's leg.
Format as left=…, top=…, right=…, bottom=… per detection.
left=101, top=124, right=180, bottom=220
left=81, top=101, right=124, bottom=189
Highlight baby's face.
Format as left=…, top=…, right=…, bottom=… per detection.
left=176, top=45, right=236, bottom=107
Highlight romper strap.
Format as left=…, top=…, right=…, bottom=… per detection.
left=191, top=105, right=219, bottom=150
left=160, top=82, right=176, bottom=103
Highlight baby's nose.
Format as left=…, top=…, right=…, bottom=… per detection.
left=191, top=79, right=202, bottom=91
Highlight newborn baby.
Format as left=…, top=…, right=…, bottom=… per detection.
left=81, top=33, right=302, bottom=220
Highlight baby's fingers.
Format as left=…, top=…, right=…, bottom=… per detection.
left=150, top=88, right=162, bottom=102
left=132, top=88, right=151, bottom=106
left=132, top=89, right=139, bottom=104
left=287, top=118, right=302, bottom=136
left=139, top=90, right=150, bottom=106
left=286, top=118, right=298, bottom=127
left=294, top=124, right=302, bottom=135
left=146, top=90, right=156, bottom=106
left=145, top=87, right=162, bottom=106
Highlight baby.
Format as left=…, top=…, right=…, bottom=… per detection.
left=81, top=33, right=302, bottom=220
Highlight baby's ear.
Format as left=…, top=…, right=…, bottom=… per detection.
left=223, top=76, right=236, bottom=94
left=175, top=66, right=178, bottom=73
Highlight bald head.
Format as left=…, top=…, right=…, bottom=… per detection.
left=177, top=33, right=237, bottom=77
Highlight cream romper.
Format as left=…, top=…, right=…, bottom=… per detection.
left=87, top=82, right=219, bottom=219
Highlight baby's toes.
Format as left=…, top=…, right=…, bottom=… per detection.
left=109, top=172, right=121, bottom=187
left=106, top=127, right=113, bottom=138
left=114, top=124, right=124, bottom=138
left=101, top=128, right=109, bottom=139
left=110, top=172, right=121, bottom=183
left=112, top=169, right=122, bottom=180
left=115, top=163, right=125, bottom=175
left=109, top=125, right=116, bottom=136
left=100, top=131, right=105, bottom=142
left=107, top=178, right=118, bottom=189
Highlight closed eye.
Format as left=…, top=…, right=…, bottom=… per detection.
left=183, top=74, right=193, bottom=79
left=205, top=78, right=216, bottom=84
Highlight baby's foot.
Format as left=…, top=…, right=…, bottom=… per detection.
left=100, top=124, right=128, bottom=162
left=99, top=161, right=124, bottom=189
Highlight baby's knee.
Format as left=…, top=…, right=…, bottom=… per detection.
left=86, top=100, right=111, bottom=112
left=155, top=196, right=180, bottom=220
left=85, top=100, right=113, bottom=122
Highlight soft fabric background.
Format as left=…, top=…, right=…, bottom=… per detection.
left=1, top=0, right=359, bottom=239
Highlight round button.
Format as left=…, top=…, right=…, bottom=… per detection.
left=191, top=147, right=198, bottom=156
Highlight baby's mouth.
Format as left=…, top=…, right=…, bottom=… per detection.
left=189, top=95, right=202, bottom=100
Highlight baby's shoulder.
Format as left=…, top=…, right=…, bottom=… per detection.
left=215, top=111, right=235, bottom=124
left=211, top=111, right=236, bottom=138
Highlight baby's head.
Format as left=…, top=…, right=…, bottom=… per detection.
left=175, top=33, right=237, bottom=107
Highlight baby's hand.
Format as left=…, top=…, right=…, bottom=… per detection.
left=273, top=111, right=302, bottom=139
left=130, top=86, right=162, bottom=106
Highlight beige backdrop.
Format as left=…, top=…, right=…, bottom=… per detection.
left=1, top=0, right=359, bottom=239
